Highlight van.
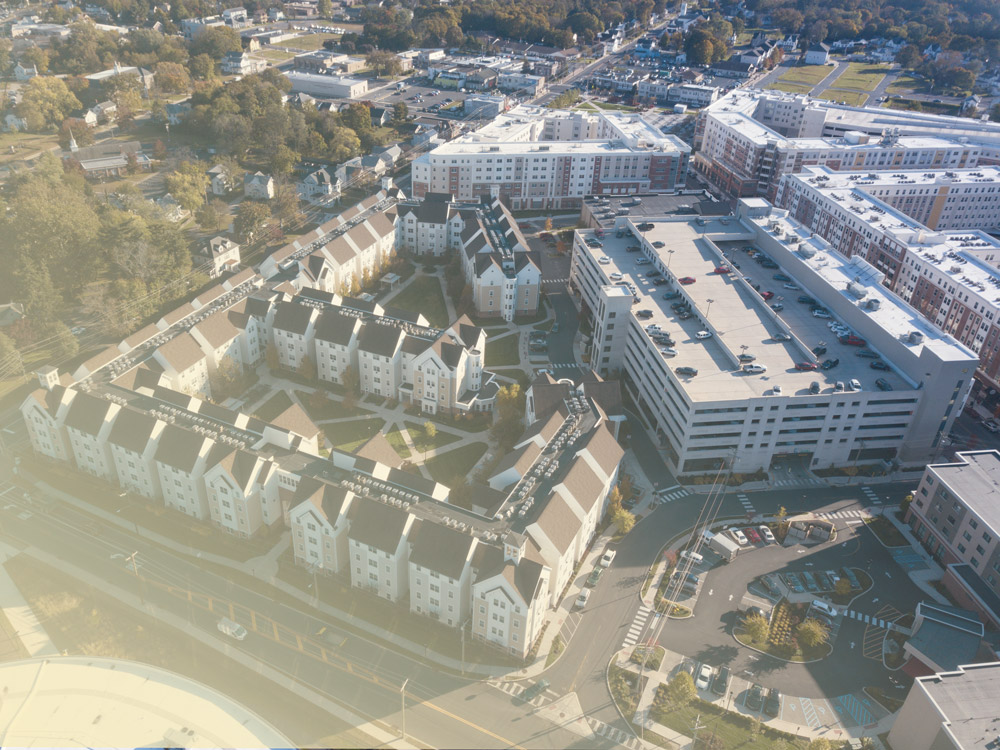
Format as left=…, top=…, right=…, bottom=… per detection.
left=680, top=550, right=703, bottom=564
left=811, top=600, right=838, bottom=618
left=217, top=617, right=248, bottom=641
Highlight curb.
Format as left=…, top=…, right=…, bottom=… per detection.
left=606, top=650, right=645, bottom=746
left=731, top=627, right=831, bottom=665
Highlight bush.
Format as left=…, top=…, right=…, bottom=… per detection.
left=630, top=645, right=664, bottom=671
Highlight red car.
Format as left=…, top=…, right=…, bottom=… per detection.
left=744, top=527, right=761, bottom=544
left=761, top=290, right=775, bottom=300
left=715, top=266, right=730, bottom=274
left=679, top=277, right=696, bottom=285
left=839, top=335, right=867, bottom=347
left=795, top=362, right=818, bottom=371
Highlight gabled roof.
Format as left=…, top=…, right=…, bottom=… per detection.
left=63, top=391, right=114, bottom=436
left=408, top=519, right=475, bottom=579
left=472, top=544, right=546, bottom=604
left=314, top=308, right=358, bottom=345
left=270, top=401, right=320, bottom=439
left=156, top=332, right=206, bottom=374
left=357, top=321, right=403, bottom=358
left=531, top=492, right=580, bottom=555
left=107, top=407, right=159, bottom=453
left=215, top=448, right=261, bottom=491
left=294, top=476, right=351, bottom=523
left=347, top=496, right=410, bottom=552
left=354, top=431, right=404, bottom=469
left=558, top=458, right=604, bottom=513
left=272, top=302, right=315, bottom=335
left=192, top=308, right=240, bottom=349
left=577, top=421, right=624, bottom=477
left=154, top=424, right=210, bottom=473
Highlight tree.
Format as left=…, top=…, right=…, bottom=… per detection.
left=270, top=179, right=303, bottom=228
left=325, top=124, right=362, bottom=162
left=154, top=61, right=191, bottom=93
left=695, top=733, right=724, bottom=750
left=544, top=216, right=553, bottom=232
left=896, top=44, right=923, bottom=69
left=20, top=46, right=50, bottom=74
left=612, top=507, right=636, bottom=535
left=58, top=118, right=94, bottom=149
left=153, top=138, right=168, bottom=161
left=834, top=577, right=852, bottom=598
left=189, top=53, right=217, bottom=80
left=268, top=144, right=300, bottom=177
left=103, top=71, right=143, bottom=127
left=743, top=613, right=769, bottom=642
left=209, top=356, right=249, bottom=401
left=234, top=200, right=271, bottom=242
left=797, top=618, right=830, bottom=649
left=392, top=101, right=408, bottom=124
left=195, top=198, right=229, bottom=231
left=298, top=354, right=317, bottom=382
left=607, top=485, right=623, bottom=517
left=341, top=364, right=361, bottom=409
left=17, top=76, right=82, bottom=131
left=423, top=421, right=437, bottom=455
left=666, top=671, right=696, bottom=707
left=808, top=739, right=832, bottom=750
left=318, top=0, right=333, bottom=18
left=165, top=160, right=209, bottom=212
left=189, top=26, right=242, bottom=59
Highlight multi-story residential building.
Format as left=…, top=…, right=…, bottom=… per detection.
left=775, top=165, right=1000, bottom=399
left=695, top=88, right=1000, bottom=203
left=570, top=207, right=978, bottom=475
left=195, top=236, right=241, bottom=278
left=271, top=302, right=318, bottom=370
left=221, top=51, right=266, bottom=76
left=289, top=477, right=354, bottom=572
left=408, top=520, right=477, bottom=626
left=154, top=424, right=220, bottom=520
left=297, top=168, right=341, bottom=202
left=150, top=332, right=211, bottom=397
left=347, top=497, right=415, bottom=602
left=23, top=384, right=74, bottom=461
left=107, top=406, right=166, bottom=499
left=244, top=171, right=275, bottom=200
left=411, top=106, right=691, bottom=209
left=63, top=390, right=120, bottom=481
left=905, top=450, right=1000, bottom=629
left=204, top=449, right=281, bottom=538
left=313, top=308, right=361, bottom=385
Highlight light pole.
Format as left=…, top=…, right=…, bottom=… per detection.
left=667, top=249, right=675, bottom=269
left=127, top=550, right=144, bottom=605
left=400, top=678, right=409, bottom=740
left=706, top=298, right=714, bottom=319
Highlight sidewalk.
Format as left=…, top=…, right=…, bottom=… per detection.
left=0, top=541, right=59, bottom=657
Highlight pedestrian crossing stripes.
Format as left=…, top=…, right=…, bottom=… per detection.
left=861, top=485, right=882, bottom=504
left=843, top=609, right=909, bottom=632
left=815, top=509, right=869, bottom=519
left=549, top=362, right=580, bottom=369
left=657, top=487, right=689, bottom=502
left=486, top=678, right=556, bottom=707
left=622, top=605, right=652, bottom=648
left=737, top=493, right=756, bottom=515
left=586, top=716, right=642, bottom=749
left=771, top=478, right=827, bottom=486
left=543, top=277, right=569, bottom=284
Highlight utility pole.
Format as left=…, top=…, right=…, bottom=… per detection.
left=691, top=713, right=705, bottom=746
left=127, top=550, right=144, bottom=605
left=400, top=678, right=409, bottom=740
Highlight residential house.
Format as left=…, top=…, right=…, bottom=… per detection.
left=804, top=42, right=831, bottom=65
left=21, top=385, right=75, bottom=462
left=13, top=62, right=38, bottom=82
left=204, top=449, right=278, bottom=538
left=149, top=332, right=211, bottom=396
left=65, top=140, right=152, bottom=179
left=153, top=424, right=219, bottom=519
left=222, top=6, right=249, bottom=27
left=244, top=171, right=275, bottom=200
left=207, top=164, right=237, bottom=196
left=221, top=51, right=266, bottom=76
left=370, top=107, right=391, bottom=127
left=166, top=99, right=192, bottom=125
left=298, top=167, right=341, bottom=201
left=195, top=236, right=242, bottom=278
left=107, top=406, right=167, bottom=499
left=313, top=308, right=361, bottom=384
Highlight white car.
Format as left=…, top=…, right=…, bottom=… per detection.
left=660, top=347, right=678, bottom=357
left=730, top=528, right=749, bottom=545
left=575, top=589, right=591, bottom=609
left=635, top=258, right=651, bottom=265
left=610, top=272, right=623, bottom=280
left=600, top=549, right=617, bottom=567
left=759, top=525, right=776, bottom=544
left=695, top=664, right=713, bottom=691
left=782, top=283, right=800, bottom=290
left=812, top=309, right=831, bottom=319
left=743, top=363, right=767, bottom=374
left=695, top=330, right=713, bottom=340
left=598, top=256, right=611, bottom=264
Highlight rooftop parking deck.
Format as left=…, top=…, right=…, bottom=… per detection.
left=576, top=217, right=915, bottom=399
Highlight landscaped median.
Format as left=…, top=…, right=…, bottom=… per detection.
left=863, top=515, right=911, bottom=547
left=733, top=598, right=832, bottom=663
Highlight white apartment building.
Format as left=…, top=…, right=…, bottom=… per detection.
left=570, top=210, right=978, bottom=475
left=204, top=450, right=281, bottom=538
left=775, top=166, right=1000, bottom=394
left=150, top=332, right=211, bottom=397
left=63, top=391, right=120, bottom=482
left=347, top=497, right=415, bottom=602
left=23, top=385, right=74, bottom=462
left=271, top=302, right=318, bottom=370
left=408, top=520, right=477, bottom=626
left=107, top=407, right=166, bottom=499
left=289, top=478, right=355, bottom=572
left=411, top=105, right=691, bottom=209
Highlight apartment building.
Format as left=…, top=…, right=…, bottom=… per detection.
left=269, top=293, right=494, bottom=415
left=289, top=478, right=354, bottom=572
left=570, top=209, right=978, bottom=475
left=775, top=165, right=1000, bottom=396
left=411, top=105, right=691, bottom=209
left=347, top=496, right=415, bottom=602
left=905, top=451, right=1000, bottom=629
left=63, top=390, right=120, bottom=482
left=204, top=449, right=282, bottom=538
left=150, top=332, right=211, bottom=397
left=408, top=520, right=477, bottom=626
left=107, top=406, right=166, bottom=499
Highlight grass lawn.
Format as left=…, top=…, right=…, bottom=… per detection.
left=863, top=516, right=911, bottom=547
left=326, top=418, right=387, bottom=451
left=817, top=89, right=869, bottom=107
left=294, top=390, right=371, bottom=421
left=888, top=74, right=928, bottom=95
left=254, top=390, right=294, bottom=421
left=257, top=49, right=296, bottom=62
left=425, top=442, right=488, bottom=484
left=5, top=555, right=373, bottom=748
left=651, top=695, right=809, bottom=749
left=404, top=420, right=461, bottom=453
left=485, top=333, right=520, bottom=367
left=766, top=80, right=813, bottom=94
left=777, top=64, right=835, bottom=87
left=384, top=424, right=412, bottom=458
left=885, top=98, right=960, bottom=116
left=285, top=32, right=340, bottom=51
left=389, top=275, right=449, bottom=327
left=592, top=101, right=637, bottom=111
left=832, top=62, right=889, bottom=92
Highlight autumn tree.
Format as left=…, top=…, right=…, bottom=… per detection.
left=422, top=420, right=437, bottom=456
left=165, top=160, right=209, bottom=212
left=270, top=178, right=303, bottom=228
left=743, top=613, right=769, bottom=643
left=613, top=507, right=636, bottom=535
left=797, top=618, right=830, bottom=649
left=834, top=577, right=852, bottom=598
left=318, top=0, right=333, bottom=17
left=155, top=61, right=191, bottom=93
left=666, top=671, right=696, bottom=707
left=17, top=76, right=82, bottom=131
left=298, top=354, right=317, bottom=382
left=341, top=365, right=361, bottom=409
left=365, top=50, right=403, bottom=78
left=234, top=200, right=271, bottom=242
left=196, top=198, right=229, bottom=232
left=189, top=26, right=242, bottom=59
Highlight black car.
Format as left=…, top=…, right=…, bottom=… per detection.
left=764, top=688, right=781, bottom=717
left=773, top=274, right=791, bottom=282
left=678, top=312, right=693, bottom=320
left=654, top=278, right=669, bottom=285
left=870, top=360, right=890, bottom=370
left=711, top=666, right=730, bottom=696
left=856, top=349, right=881, bottom=359
left=821, top=358, right=840, bottom=370
left=637, top=222, right=654, bottom=231
left=671, top=302, right=690, bottom=310
left=646, top=270, right=662, bottom=278
left=876, top=378, right=893, bottom=391
left=810, top=381, right=821, bottom=394
left=675, top=366, right=698, bottom=376
left=746, top=684, right=764, bottom=711
left=770, top=303, right=784, bottom=312
left=797, top=295, right=818, bottom=305
left=519, top=679, right=550, bottom=704
left=812, top=345, right=827, bottom=356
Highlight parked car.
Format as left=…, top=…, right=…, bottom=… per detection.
left=839, top=335, right=867, bottom=347
left=695, top=330, right=713, bottom=340
left=744, top=527, right=761, bottom=543
left=771, top=303, right=784, bottom=311
left=600, top=549, right=617, bottom=567
left=663, top=291, right=681, bottom=300
left=678, top=312, right=694, bottom=320
left=849, top=378, right=863, bottom=391
left=870, top=360, right=890, bottom=370
left=811, top=599, right=838, bottom=618
left=743, top=363, right=767, bottom=374
left=679, top=277, right=696, bottom=285
left=714, top=265, right=730, bottom=274
left=771, top=332, right=791, bottom=341
left=856, top=349, right=881, bottom=359
left=821, top=358, right=840, bottom=370
left=764, top=688, right=781, bottom=717
left=675, top=366, right=698, bottom=376
left=812, top=345, right=827, bottom=356
left=812, top=309, right=831, bottom=319
left=761, top=290, right=775, bottom=300
left=797, top=295, right=817, bottom=305
left=575, top=589, right=591, bottom=609
left=759, top=525, right=776, bottom=544
left=875, top=378, right=893, bottom=391
left=795, top=362, right=818, bottom=371
left=782, top=282, right=800, bottom=290
left=738, top=353, right=756, bottom=362
left=773, top=274, right=791, bottom=282
left=746, top=684, right=764, bottom=711
left=660, top=347, right=678, bottom=357
left=695, top=664, right=713, bottom=691
left=810, top=381, right=821, bottom=394
left=730, top=528, right=749, bottom=545
left=711, top=666, right=731, bottom=696
left=586, top=567, right=604, bottom=587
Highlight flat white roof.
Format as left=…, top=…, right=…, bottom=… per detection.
left=421, top=139, right=686, bottom=156
left=797, top=163, right=1000, bottom=188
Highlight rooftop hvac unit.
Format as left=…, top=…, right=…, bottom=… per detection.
left=866, top=298, right=882, bottom=311
left=846, top=281, right=868, bottom=299
left=909, top=330, right=924, bottom=345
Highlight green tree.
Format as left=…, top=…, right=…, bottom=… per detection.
left=666, top=671, right=696, bottom=707
left=797, top=618, right=830, bottom=649
left=423, top=420, right=437, bottom=454
left=612, top=507, right=636, bottom=535
left=341, top=364, right=361, bottom=409
left=165, top=160, right=209, bottom=211
left=154, top=61, right=191, bottom=93
left=325, top=124, right=362, bottom=162
left=188, top=53, right=217, bottom=80
left=268, top=143, right=300, bottom=177
left=743, top=613, right=769, bottom=642
left=20, top=46, right=50, bottom=74
left=103, top=71, right=144, bottom=127
left=195, top=197, right=229, bottom=231
left=392, top=101, right=409, bottom=124
left=834, top=577, right=853, bottom=598
left=189, top=26, right=242, bottom=59
left=365, top=50, right=403, bottom=78
left=16, top=76, right=82, bottom=131
left=234, top=200, right=271, bottom=242
left=209, top=356, right=249, bottom=402
left=340, top=102, right=375, bottom=148
left=270, top=179, right=303, bottom=228
left=808, top=738, right=832, bottom=750
left=318, top=0, right=333, bottom=18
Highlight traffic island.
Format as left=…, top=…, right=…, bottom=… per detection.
left=733, top=598, right=833, bottom=663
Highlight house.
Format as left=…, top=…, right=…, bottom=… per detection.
left=166, top=99, right=192, bottom=125
left=962, top=94, right=981, bottom=114
left=150, top=332, right=211, bottom=396
left=13, top=62, right=38, bottom=82
left=221, top=6, right=249, bottom=27
left=709, top=58, right=755, bottom=79
left=64, top=140, right=152, bottom=179
left=370, top=106, right=391, bottom=127
left=156, top=193, right=188, bottom=223
left=84, top=62, right=155, bottom=96
left=297, top=167, right=341, bottom=201
left=0, top=303, right=25, bottom=328
left=107, top=406, right=167, bottom=500
left=221, top=51, right=266, bottom=76
left=153, top=424, right=218, bottom=520
left=195, top=236, right=241, bottom=278
left=244, top=171, right=275, bottom=200
left=207, top=164, right=237, bottom=196
left=63, top=390, right=120, bottom=482
left=804, top=42, right=831, bottom=65
left=289, top=477, right=355, bottom=572
left=271, top=302, right=318, bottom=370
left=204, top=449, right=279, bottom=538
left=86, top=101, right=117, bottom=125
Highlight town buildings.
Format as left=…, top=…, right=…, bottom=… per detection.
left=283, top=72, right=369, bottom=99
left=570, top=205, right=977, bottom=475
left=905, top=451, right=1000, bottom=629
left=411, top=105, right=691, bottom=209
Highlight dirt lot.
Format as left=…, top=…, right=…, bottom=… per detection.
left=5, top=554, right=378, bottom=748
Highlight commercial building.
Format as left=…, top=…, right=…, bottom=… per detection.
left=464, top=94, right=508, bottom=119
left=887, top=662, right=1000, bottom=750
left=569, top=203, right=977, bottom=475
left=905, top=451, right=1000, bottom=629
left=637, top=80, right=720, bottom=108
left=397, top=193, right=541, bottom=321
left=283, top=71, right=369, bottom=99
left=694, top=89, right=997, bottom=202
left=411, top=105, right=691, bottom=209
left=775, top=165, right=1000, bottom=395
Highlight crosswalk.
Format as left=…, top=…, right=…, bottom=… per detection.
left=543, top=277, right=569, bottom=285
left=737, top=493, right=756, bottom=515
left=585, top=716, right=643, bottom=749
left=861, top=485, right=882, bottom=504
left=656, top=484, right=689, bottom=502
left=622, top=604, right=652, bottom=649
left=815, top=509, right=869, bottom=520
left=549, top=362, right=580, bottom=370
left=771, top=477, right=827, bottom=486
left=842, top=609, right=910, bottom=633
left=487, top=678, right=558, bottom=707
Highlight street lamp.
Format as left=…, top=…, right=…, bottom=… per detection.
left=400, top=678, right=409, bottom=740
left=666, top=249, right=676, bottom=269
left=705, top=298, right=714, bottom=319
